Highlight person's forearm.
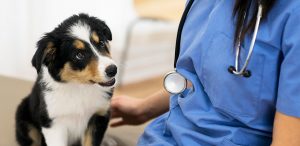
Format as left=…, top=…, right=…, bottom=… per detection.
left=141, top=89, right=170, bottom=120
left=271, top=111, right=300, bottom=146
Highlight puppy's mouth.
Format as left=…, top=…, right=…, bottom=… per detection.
left=97, top=78, right=116, bottom=87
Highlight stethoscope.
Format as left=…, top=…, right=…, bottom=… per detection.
left=164, top=0, right=264, bottom=94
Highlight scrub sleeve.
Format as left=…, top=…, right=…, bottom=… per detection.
left=277, top=8, right=300, bottom=118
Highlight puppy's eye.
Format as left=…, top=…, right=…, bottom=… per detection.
left=99, top=41, right=105, bottom=48
left=75, top=52, right=85, bottom=60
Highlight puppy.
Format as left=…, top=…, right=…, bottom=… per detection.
left=15, top=13, right=117, bottom=146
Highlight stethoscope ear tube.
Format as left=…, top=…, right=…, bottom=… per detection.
left=228, top=4, right=263, bottom=78
left=174, top=0, right=195, bottom=68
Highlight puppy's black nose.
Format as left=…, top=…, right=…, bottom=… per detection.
left=105, top=65, right=117, bottom=77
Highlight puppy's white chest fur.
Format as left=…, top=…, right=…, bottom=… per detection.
left=41, top=67, right=111, bottom=145
left=44, top=82, right=110, bottom=118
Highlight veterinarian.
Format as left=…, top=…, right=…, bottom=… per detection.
left=111, top=0, right=300, bottom=145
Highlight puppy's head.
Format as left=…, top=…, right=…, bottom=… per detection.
left=32, top=13, right=117, bottom=87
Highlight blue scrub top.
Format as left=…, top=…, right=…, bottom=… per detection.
left=138, top=0, right=300, bottom=145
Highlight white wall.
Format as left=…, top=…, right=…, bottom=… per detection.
left=120, top=21, right=176, bottom=84
left=0, top=0, right=176, bottom=84
left=0, top=0, right=136, bottom=80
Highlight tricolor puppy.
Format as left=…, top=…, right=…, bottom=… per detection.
left=15, top=14, right=117, bottom=146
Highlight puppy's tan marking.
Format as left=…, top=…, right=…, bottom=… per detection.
left=82, top=110, right=108, bottom=146
left=46, top=42, right=54, bottom=48
left=91, top=31, right=99, bottom=43
left=102, top=51, right=112, bottom=58
left=42, top=42, right=56, bottom=63
left=28, top=125, right=41, bottom=146
left=73, top=40, right=85, bottom=49
left=100, top=43, right=112, bottom=58
left=105, top=42, right=110, bottom=49
left=60, top=59, right=102, bottom=83
left=44, top=42, right=56, bottom=55
left=82, top=127, right=93, bottom=146
left=96, top=109, right=108, bottom=116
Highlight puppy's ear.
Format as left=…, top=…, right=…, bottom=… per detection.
left=32, top=35, right=57, bottom=73
left=102, top=23, right=112, bottom=41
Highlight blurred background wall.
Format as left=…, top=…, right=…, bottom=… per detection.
left=0, top=0, right=184, bottom=84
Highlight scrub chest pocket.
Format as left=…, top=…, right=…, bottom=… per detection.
left=201, top=33, right=265, bottom=119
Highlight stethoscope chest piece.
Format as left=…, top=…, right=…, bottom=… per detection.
left=164, top=70, right=187, bottom=94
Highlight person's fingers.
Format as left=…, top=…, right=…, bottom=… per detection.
left=111, top=95, right=127, bottom=101
left=110, top=110, right=122, bottom=118
left=110, top=97, right=122, bottom=108
left=110, top=119, right=126, bottom=127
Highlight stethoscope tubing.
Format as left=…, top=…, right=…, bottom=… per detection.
left=174, top=0, right=195, bottom=68
left=233, top=5, right=263, bottom=76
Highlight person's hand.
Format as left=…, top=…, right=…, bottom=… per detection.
left=110, top=95, right=150, bottom=127
left=110, top=89, right=170, bottom=127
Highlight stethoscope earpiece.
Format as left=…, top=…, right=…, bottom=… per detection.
left=228, top=66, right=251, bottom=78
left=228, top=66, right=236, bottom=74
left=243, top=70, right=251, bottom=78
